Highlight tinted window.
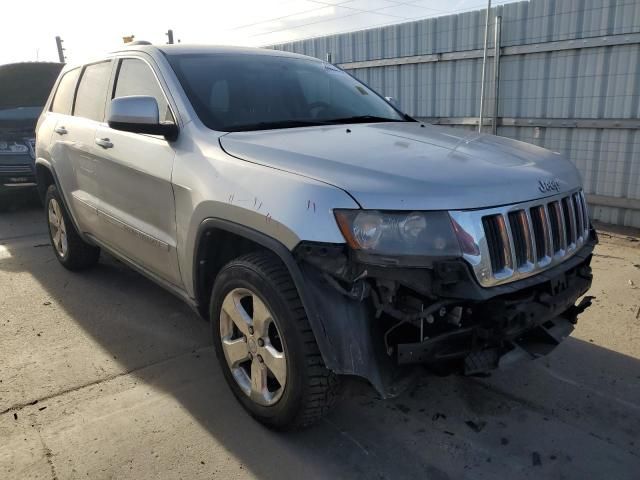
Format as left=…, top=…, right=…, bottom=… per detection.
left=113, top=59, right=173, bottom=122
left=51, top=68, right=80, bottom=115
left=167, top=53, right=404, bottom=132
left=74, top=61, right=112, bottom=121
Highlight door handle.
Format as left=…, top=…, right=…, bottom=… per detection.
left=54, top=126, right=68, bottom=135
left=95, top=138, right=114, bottom=149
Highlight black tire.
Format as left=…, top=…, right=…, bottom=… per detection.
left=211, top=252, right=340, bottom=430
left=45, top=184, right=100, bottom=270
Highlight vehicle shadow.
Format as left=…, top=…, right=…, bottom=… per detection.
left=1, top=203, right=639, bottom=479
left=0, top=190, right=41, bottom=212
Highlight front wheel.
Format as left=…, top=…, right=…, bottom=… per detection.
left=210, top=252, right=340, bottom=430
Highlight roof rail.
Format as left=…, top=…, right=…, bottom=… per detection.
left=127, top=40, right=152, bottom=46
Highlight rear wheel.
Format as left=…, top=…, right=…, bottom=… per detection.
left=45, top=184, right=100, bottom=270
left=211, top=252, right=340, bottom=430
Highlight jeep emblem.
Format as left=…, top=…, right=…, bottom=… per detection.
left=538, top=178, right=561, bottom=193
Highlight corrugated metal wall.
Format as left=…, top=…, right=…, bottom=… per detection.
left=268, top=0, right=640, bottom=228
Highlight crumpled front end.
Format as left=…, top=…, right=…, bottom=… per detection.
left=293, top=198, right=597, bottom=398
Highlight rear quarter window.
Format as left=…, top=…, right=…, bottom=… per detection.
left=50, top=68, right=81, bottom=115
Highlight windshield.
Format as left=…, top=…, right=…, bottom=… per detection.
left=166, top=53, right=406, bottom=132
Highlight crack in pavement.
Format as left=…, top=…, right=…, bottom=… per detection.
left=0, top=345, right=212, bottom=418
left=37, top=430, right=59, bottom=480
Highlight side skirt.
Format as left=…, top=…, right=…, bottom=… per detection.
left=86, top=233, right=201, bottom=316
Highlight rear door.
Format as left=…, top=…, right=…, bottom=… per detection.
left=93, top=56, right=181, bottom=286
left=49, top=61, right=112, bottom=233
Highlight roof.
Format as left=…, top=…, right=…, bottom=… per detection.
left=112, top=43, right=320, bottom=62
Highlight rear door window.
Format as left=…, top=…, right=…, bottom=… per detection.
left=74, top=61, right=112, bottom=122
left=50, top=68, right=81, bottom=115
left=113, top=58, right=173, bottom=122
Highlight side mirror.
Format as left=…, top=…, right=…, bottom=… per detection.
left=108, top=95, right=178, bottom=140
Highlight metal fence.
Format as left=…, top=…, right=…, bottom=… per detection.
left=268, top=0, right=640, bottom=228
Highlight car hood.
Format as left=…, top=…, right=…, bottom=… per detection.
left=0, top=62, right=63, bottom=111
left=219, top=122, right=582, bottom=210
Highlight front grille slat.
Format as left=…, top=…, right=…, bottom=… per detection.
left=530, top=205, right=550, bottom=261
left=579, top=191, right=590, bottom=235
left=562, top=197, right=577, bottom=247
left=482, top=215, right=507, bottom=273
left=508, top=210, right=533, bottom=268
left=0, top=164, right=32, bottom=174
left=572, top=193, right=584, bottom=241
left=546, top=201, right=564, bottom=253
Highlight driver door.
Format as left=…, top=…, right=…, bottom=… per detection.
left=93, top=57, right=181, bottom=286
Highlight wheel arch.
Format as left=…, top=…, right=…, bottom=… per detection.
left=35, top=159, right=87, bottom=243
left=35, top=159, right=56, bottom=203
left=193, top=218, right=340, bottom=370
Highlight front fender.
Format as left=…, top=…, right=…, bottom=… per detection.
left=191, top=218, right=343, bottom=373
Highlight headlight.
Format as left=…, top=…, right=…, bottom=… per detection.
left=0, top=141, right=29, bottom=155
left=334, top=210, right=461, bottom=258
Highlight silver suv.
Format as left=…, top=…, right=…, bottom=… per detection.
left=36, top=43, right=596, bottom=429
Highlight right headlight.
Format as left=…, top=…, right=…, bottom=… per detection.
left=334, top=209, right=462, bottom=259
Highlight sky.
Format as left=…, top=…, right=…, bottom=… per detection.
left=1, top=0, right=520, bottom=65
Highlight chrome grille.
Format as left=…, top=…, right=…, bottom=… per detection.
left=0, top=164, right=32, bottom=174
left=449, top=189, right=591, bottom=287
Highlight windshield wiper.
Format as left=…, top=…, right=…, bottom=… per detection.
left=225, top=120, right=330, bottom=132
left=323, top=115, right=407, bottom=125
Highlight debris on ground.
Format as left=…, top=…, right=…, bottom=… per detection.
left=532, top=452, right=542, bottom=466
left=465, top=420, right=486, bottom=433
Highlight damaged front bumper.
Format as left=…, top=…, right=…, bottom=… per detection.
left=294, top=229, right=597, bottom=398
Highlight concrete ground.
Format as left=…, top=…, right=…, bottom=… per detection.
left=1, top=196, right=639, bottom=480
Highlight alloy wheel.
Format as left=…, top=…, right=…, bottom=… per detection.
left=219, top=288, right=287, bottom=406
left=48, top=198, right=68, bottom=257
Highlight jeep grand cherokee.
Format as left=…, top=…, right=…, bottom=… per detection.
left=35, top=44, right=595, bottom=429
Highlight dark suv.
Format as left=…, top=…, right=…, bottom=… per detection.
left=0, top=62, right=63, bottom=202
